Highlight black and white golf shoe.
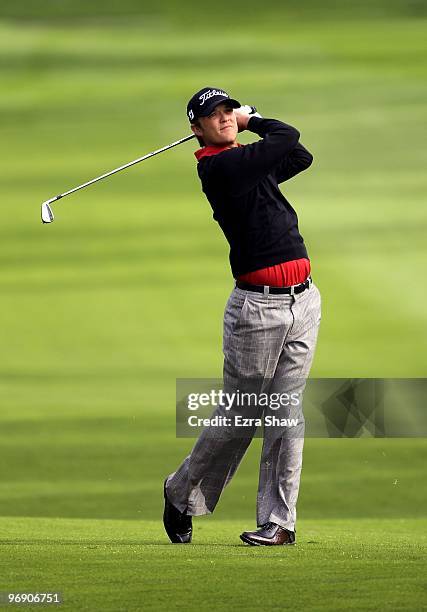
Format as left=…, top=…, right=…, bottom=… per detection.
left=163, top=479, right=192, bottom=544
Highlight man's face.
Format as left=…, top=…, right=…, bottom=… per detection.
left=192, top=102, right=238, bottom=146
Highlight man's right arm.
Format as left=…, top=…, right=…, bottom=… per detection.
left=274, top=142, right=314, bottom=184
left=215, top=116, right=301, bottom=196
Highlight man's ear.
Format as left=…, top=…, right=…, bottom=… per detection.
left=191, top=123, right=203, bottom=137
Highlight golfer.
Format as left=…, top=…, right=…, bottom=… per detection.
left=163, top=87, right=321, bottom=546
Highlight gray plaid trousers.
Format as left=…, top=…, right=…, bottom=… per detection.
left=166, top=281, right=321, bottom=531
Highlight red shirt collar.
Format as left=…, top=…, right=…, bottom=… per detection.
left=195, top=143, right=243, bottom=161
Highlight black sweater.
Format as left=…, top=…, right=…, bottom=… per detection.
left=196, top=116, right=313, bottom=278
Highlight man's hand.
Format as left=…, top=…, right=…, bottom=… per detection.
left=235, top=105, right=261, bottom=132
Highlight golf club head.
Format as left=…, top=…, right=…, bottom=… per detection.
left=41, top=201, right=54, bottom=224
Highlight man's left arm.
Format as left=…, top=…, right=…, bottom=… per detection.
left=274, top=142, right=314, bottom=183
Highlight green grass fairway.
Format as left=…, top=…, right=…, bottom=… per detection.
left=1, top=430, right=426, bottom=609
left=0, top=1, right=426, bottom=610
left=1, top=517, right=426, bottom=611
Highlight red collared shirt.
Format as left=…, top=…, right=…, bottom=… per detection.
left=195, top=143, right=311, bottom=287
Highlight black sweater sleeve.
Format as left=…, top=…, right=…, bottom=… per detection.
left=274, top=142, right=314, bottom=184
left=212, top=116, right=301, bottom=196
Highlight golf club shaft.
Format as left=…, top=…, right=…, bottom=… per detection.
left=50, top=133, right=195, bottom=204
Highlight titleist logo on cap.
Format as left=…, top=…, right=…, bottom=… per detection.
left=199, top=89, right=228, bottom=106
left=187, top=87, right=240, bottom=122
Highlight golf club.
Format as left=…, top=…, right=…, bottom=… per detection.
left=40, top=134, right=196, bottom=224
